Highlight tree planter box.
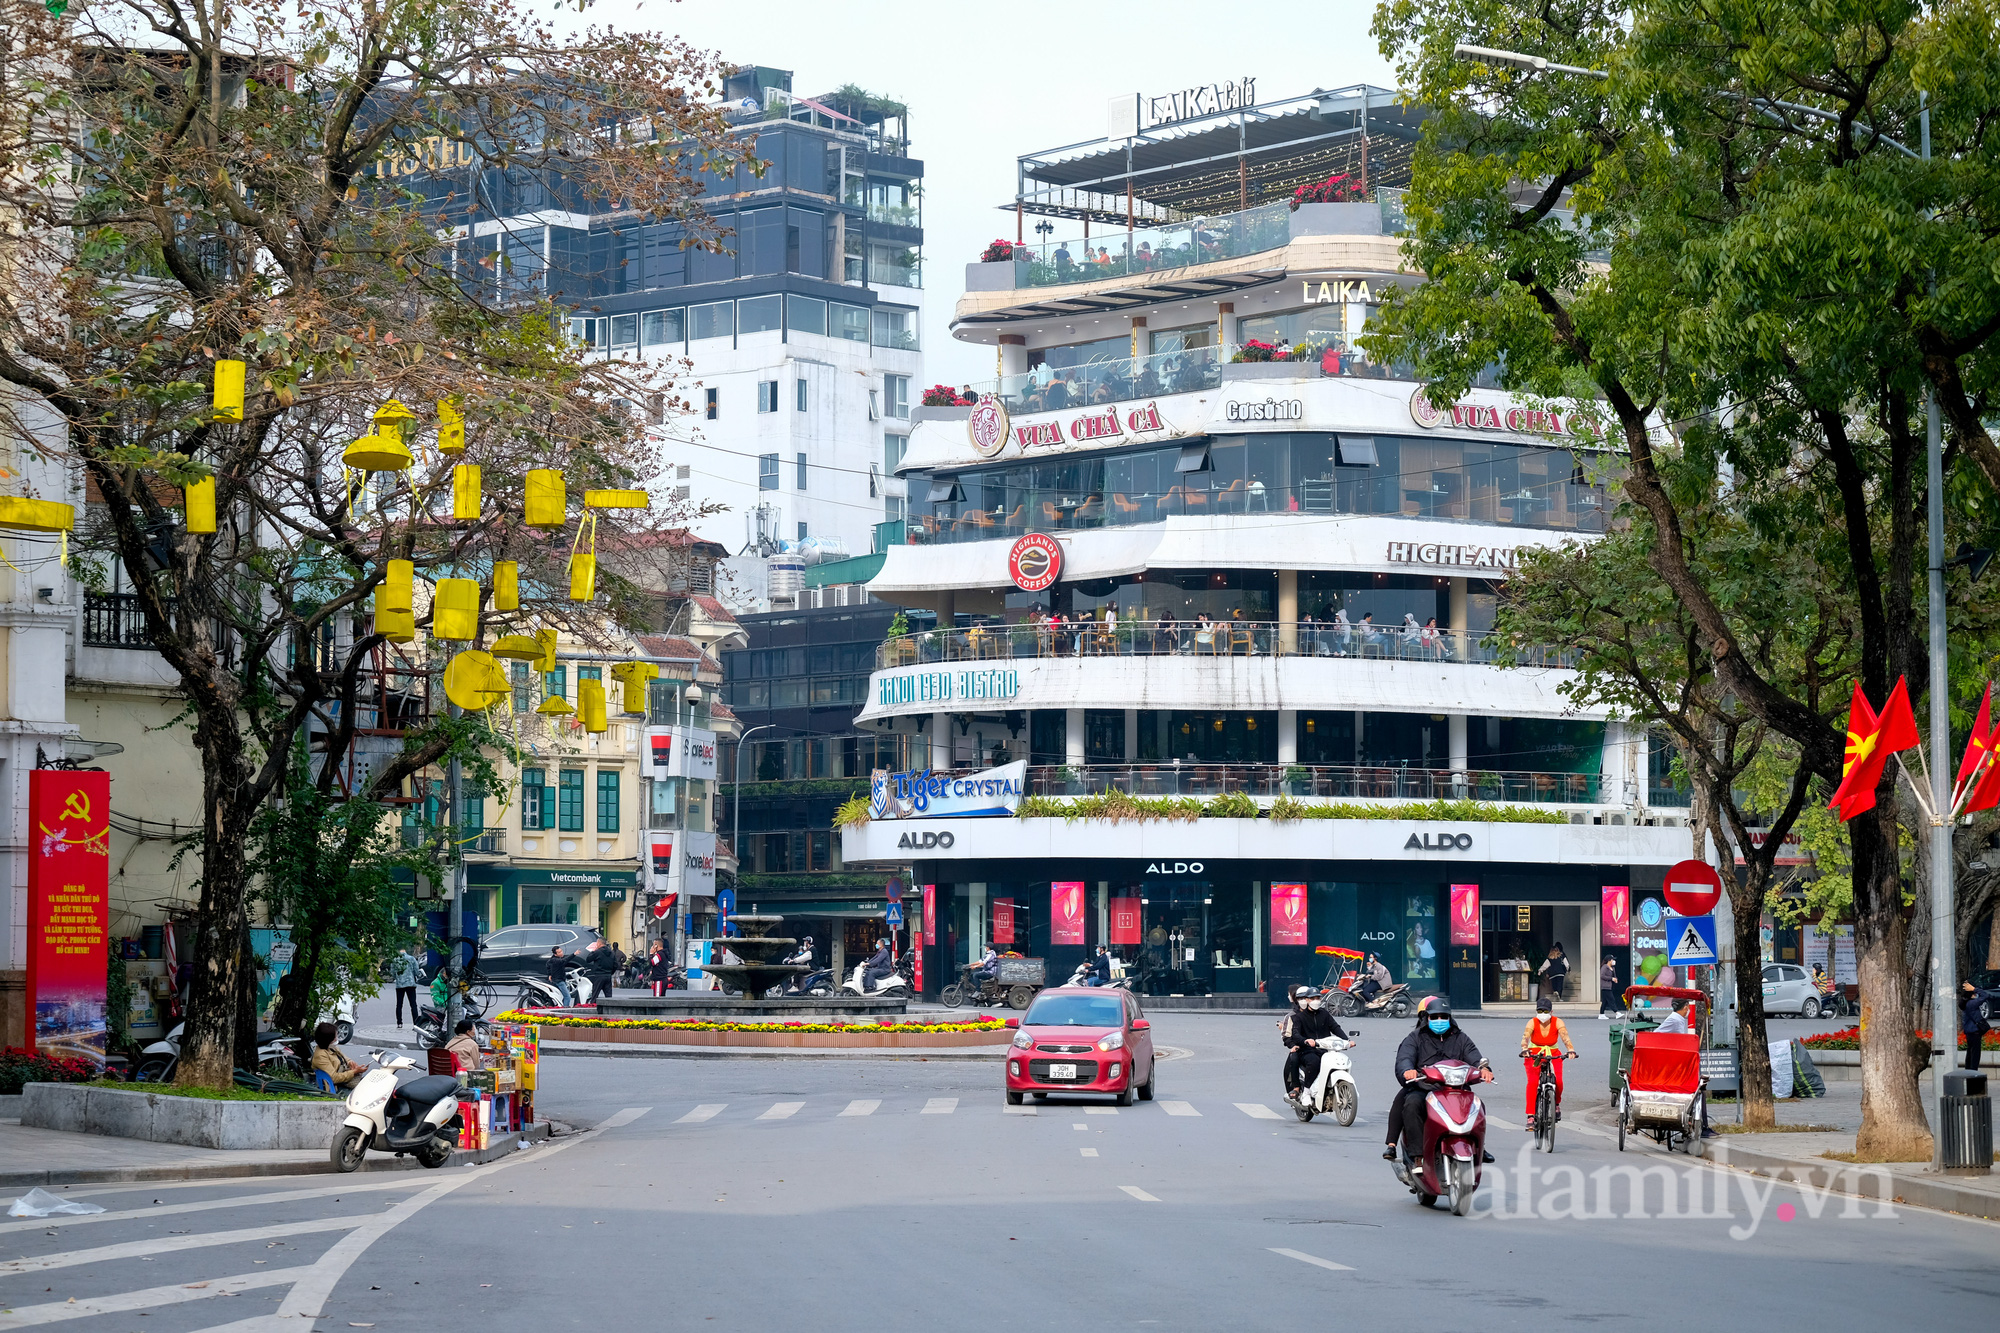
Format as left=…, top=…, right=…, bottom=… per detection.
left=910, top=405, right=971, bottom=425
left=21, top=1084, right=347, bottom=1150
left=537, top=1024, right=1005, bottom=1050
left=1793, top=1048, right=1931, bottom=1082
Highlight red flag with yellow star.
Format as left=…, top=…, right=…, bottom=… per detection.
left=1962, top=684, right=2000, bottom=814
left=1828, top=678, right=1920, bottom=820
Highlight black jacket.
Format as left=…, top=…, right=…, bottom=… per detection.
left=647, top=953, right=675, bottom=981
left=1284, top=1005, right=1348, bottom=1048
left=545, top=952, right=571, bottom=983
left=579, top=946, right=619, bottom=978
left=1394, top=1021, right=1485, bottom=1081
left=1089, top=952, right=1112, bottom=981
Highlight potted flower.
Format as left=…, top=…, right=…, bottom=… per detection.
left=1231, top=338, right=1281, bottom=364
left=980, top=239, right=1020, bottom=263
left=921, top=385, right=974, bottom=407
left=1288, top=172, right=1369, bottom=210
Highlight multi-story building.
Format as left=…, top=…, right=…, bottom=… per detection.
left=840, top=83, right=1695, bottom=1011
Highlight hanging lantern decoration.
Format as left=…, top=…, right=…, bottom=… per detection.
left=453, top=465, right=481, bottom=521
left=433, top=577, right=482, bottom=641
left=578, top=678, right=609, bottom=734
left=524, top=469, right=566, bottom=528
left=443, top=650, right=510, bottom=711
left=489, top=633, right=544, bottom=661
left=569, top=551, right=596, bottom=602
left=584, top=489, right=649, bottom=511
left=533, top=627, right=559, bottom=674
left=493, top=560, right=519, bottom=611
left=381, top=559, right=414, bottom=613
left=609, top=661, right=659, bottom=715
left=343, top=430, right=411, bottom=472
left=436, top=398, right=465, bottom=455
left=0, top=497, right=75, bottom=533
left=185, top=475, right=217, bottom=534
left=372, top=399, right=418, bottom=449
left=211, top=360, right=245, bottom=422
left=536, top=692, right=575, bottom=717
left=373, top=590, right=415, bottom=644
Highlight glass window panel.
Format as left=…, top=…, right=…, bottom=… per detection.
left=833, top=303, right=870, bottom=341
left=737, top=293, right=781, bottom=335
left=786, top=294, right=828, bottom=337
left=691, top=301, right=733, bottom=340
left=608, top=314, right=638, bottom=349
left=641, top=309, right=684, bottom=347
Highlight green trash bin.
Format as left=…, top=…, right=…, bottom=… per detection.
left=1608, top=1014, right=1661, bottom=1093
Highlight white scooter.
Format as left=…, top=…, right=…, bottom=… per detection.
left=134, top=1024, right=304, bottom=1083
left=841, top=960, right=911, bottom=998
left=331, top=1050, right=463, bottom=1173
left=1063, top=958, right=1132, bottom=989
left=1290, top=1035, right=1359, bottom=1125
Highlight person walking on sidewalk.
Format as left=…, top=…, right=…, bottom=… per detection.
left=1599, top=956, right=1620, bottom=1019
left=1964, top=979, right=1994, bottom=1070
left=388, top=947, right=420, bottom=1028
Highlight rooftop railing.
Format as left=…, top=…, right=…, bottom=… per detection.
left=1011, top=200, right=1300, bottom=289
left=1018, top=762, right=1604, bottom=806
left=875, top=621, right=1574, bottom=671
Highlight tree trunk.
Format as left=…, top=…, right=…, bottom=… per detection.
left=1988, top=910, right=2000, bottom=969
left=1729, top=880, right=1776, bottom=1129
left=175, top=852, right=248, bottom=1087
left=1852, top=812, right=1933, bottom=1161
left=234, top=920, right=260, bottom=1071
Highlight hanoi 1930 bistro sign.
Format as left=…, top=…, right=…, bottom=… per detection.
left=876, top=666, right=1020, bottom=707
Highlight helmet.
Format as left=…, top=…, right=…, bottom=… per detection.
left=1425, top=997, right=1453, bottom=1019
left=801, top=936, right=814, bottom=946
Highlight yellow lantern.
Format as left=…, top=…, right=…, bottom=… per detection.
left=381, top=559, right=414, bottom=613
left=185, top=475, right=217, bottom=534
left=372, top=400, right=419, bottom=449
left=578, top=678, right=609, bottom=734
left=433, top=577, right=482, bottom=641
left=489, top=633, right=544, bottom=661
left=535, top=693, right=575, bottom=717
left=569, top=552, right=596, bottom=602
left=374, top=603, right=415, bottom=644
left=524, top=469, right=566, bottom=528
left=453, top=465, right=481, bottom=521
left=0, top=498, right=75, bottom=532
left=211, top=360, right=245, bottom=422
left=533, top=627, right=559, bottom=673
left=609, top=661, right=659, bottom=715
left=343, top=431, right=413, bottom=472
left=493, top=560, right=518, bottom=611
left=437, top=398, right=465, bottom=454
left=584, top=489, right=649, bottom=510
left=443, top=650, right=510, bottom=711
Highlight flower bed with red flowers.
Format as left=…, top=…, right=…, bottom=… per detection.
left=1289, top=172, right=1368, bottom=208
left=1799, top=1026, right=1998, bottom=1051
left=495, top=1009, right=1006, bottom=1035
left=0, top=1047, right=99, bottom=1095
left=980, top=239, right=1020, bottom=263
left=921, top=385, right=974, bottom=407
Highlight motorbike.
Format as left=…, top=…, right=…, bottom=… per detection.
left=134, top=1023, right=302, bottom=1083
left=841, top=956, right=913, bottom=998
left=1324, top=978, right=1413, bottom=1019
left=1391, top=1059, right=1490, bottom=1216
left=1063, top=959, right=1133, bottom=990
left=782, top=966, right=833, bottom=998
left=412, top=1007, right=493, bottom=1050
left=1289, top=1036, right=1359, bottom=1125
left=330, top=1049, right=463, bottom=1173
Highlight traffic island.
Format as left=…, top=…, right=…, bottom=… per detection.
left=509, top=1011, right=1010, bottom=1051
left=22, top=1083, right=348, bottom=1151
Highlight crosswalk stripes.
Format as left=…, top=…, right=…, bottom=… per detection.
left=676, top=1104, right=726, bottom=1123
left=757, top=1102, right=805, bottom=1121
left=1236, top=1103, right=1283, bottom=1120
left=1003, top=1104, right=1038, bottom=1115
left=921, top=1097, right=958, bottom=1115
left=662, top=1097, right=1376, bottom=1124
left=1119, top=1185, right=1161, bottom=1202
left=839, top=1099, right=880, bottom=1117
left=1160, top=1101, right=1201, bottom=1116
left=1080, top=1148, right=1099, bottom=1157
left=0, top=1265, right=310, bottom=1326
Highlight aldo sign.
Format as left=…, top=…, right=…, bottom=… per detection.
left=1405, top=829, right=1474, bottom=853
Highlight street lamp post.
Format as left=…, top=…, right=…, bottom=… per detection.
left=1456, top=43, right=1955, bottom=1162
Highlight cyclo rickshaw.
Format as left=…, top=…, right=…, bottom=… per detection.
left=1615, top=984, right=1707, bottom=1155
left=939, top=954, right=1046, bottom=1010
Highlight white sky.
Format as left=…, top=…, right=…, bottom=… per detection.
left=579, top=0, right=1399, bottom=386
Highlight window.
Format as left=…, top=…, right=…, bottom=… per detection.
left=460, top=787, right=485, bottom=834
left=737, top=293, right=781, bottom=335
left=885, top=495, right=906, bottom=522
left=705, top=387, right=718, bottom=420
left=872, top=306, right=919, bottom=350
left=511, top=661, right=533, bottom=713
left=609, top=314, right=638, bottom=350
left=786, top=293, right=828, bottom=337
left=596, top=770, right=621, bottom=832
left=558, top=770, right=585, bottom=832
left=579, top=665, right=601, bottom=682
left=641, top=309, right=684, bottom=348
left=884, top=433, right=907, bottom=473
left=797, top=521, right=809, bottom=541
left=522, top=767, right=548, bottom=830
left=758, top=453, right=779, bottom=490
left=796, top=452, right=808, bottom=488
left=833, top=303, right=870, bottom=342
left=568, top=316, right=598, bottom=347
left=691, top=300, right=733, bottom=341
left=884, top=374, right=910, bottom=420
left=757, top=380, right=779, bottom=413
left=796, top=378, right=809, bottom=412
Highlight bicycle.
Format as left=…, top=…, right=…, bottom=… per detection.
left=1526, top=1049, right=1569, bottom=1152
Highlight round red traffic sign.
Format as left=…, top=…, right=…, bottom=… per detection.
left=1662, top=859, right=1722, bottom=917
left=1008, top=533, right=1063, bottom=592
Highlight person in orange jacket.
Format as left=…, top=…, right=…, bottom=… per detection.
left=1520, top=994, right=1578, bottom=1119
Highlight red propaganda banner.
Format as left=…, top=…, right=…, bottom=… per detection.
left=993, top=898, right=1015, bottom=945
left=922, top=885, right=936, bottom=946
left=1110, top=896, right=1142, bottom=946
left=27, top=770, right=110, bottom=1066
left=1270, top=883, right=1308, bottom=945
left=1051, top=882, right=1086, bottom=946
left=1449, top=884, right=1480, bottom=946
left=1601, top=885, right=1630, bottom=946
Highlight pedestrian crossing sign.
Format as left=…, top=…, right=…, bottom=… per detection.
left=1665, top=912, right=1718, bottom=966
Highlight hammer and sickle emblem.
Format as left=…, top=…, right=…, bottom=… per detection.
left=61, top=791, right=90, bottom=823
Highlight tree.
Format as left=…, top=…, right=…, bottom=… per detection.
left=1371, top=0, right=2000, bottom=1156
left=0, top=0, right=749, bottom=1084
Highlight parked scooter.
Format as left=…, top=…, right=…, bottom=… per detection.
left=330, top=1049, right=462, bottom=1172
left=1323, top=979, right=1414, bottom=1020
left=1391, top=1059, right=1490, bottom=1216
left=134, top=1024, right=303, bottom=1083
left=840, top=956, right=913, bottom=998
left=1289, top=1035, right=1359, bottom=1125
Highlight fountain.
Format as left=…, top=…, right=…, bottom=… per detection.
left=695, top=915, right=809, bottom=999
left=592, top=911, right=908, bottom=1019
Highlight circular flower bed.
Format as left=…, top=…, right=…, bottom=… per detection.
left=494, top=1009, right=1007, bottom=1035
left=1800, top=1026, right=1997, bottom=1051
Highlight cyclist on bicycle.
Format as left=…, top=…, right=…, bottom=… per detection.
left=1520, top=994, right=1579, bottom=1121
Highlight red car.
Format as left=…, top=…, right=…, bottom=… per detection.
left=1004, top=986, right=1156, bottom=1106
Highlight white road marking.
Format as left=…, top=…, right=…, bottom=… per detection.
left=757, top=1102, right=805, bottom=1121
left=676, top=1104, right=726, bottom=1123
left=1080, top=1148, right=1099, bottom=1158
left=1118, top=1185, right=1160, bottom=1202
left=921, top=1098, right=957, bottom=1115
left=1236, top=1103, right=1282, bottom=1120
left=0, top=1176, right=430, bottom=1237
left=1073, top=1123, right=1088, bottom=1130
left=0, top=1266, right=309, bottom=1328
left=0, top=1218, right=364, bottom=1276
left=1269, top=1247, right=1354, bottom=1272
left=1160, top=1101, right=1201, bottom=1116
left=598, top=1107, right=651, bottom=1129
left=1003, top=1105, right=1037, bottom=1115
left=839, top=1100, right=880, bottom=1117
left=1085, top=1107, right=1118, bottom=1115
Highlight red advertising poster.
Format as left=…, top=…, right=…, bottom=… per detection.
left=1270, top=883, right=1308, bottom=945
left=1601, top=885, right=1630, bottom=946
left=1051, top=882, right=1086, bottom=946
left=26, top=770, right=110, bottom=1065
left=1449, top=884, right=1481, bottom=946
left=922, top=885, right=936, bottom=946
left=1110, top=896, right=1142, bottom=946
left=992, top=898, right=1015, bottom=945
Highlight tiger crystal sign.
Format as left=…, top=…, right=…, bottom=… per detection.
left=26, top=771, right=110, bottom=1066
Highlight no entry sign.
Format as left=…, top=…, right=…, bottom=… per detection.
left=1663, top=859, right=1723, bottom=917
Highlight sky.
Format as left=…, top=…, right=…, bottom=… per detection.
left=581, top=0, right=1400, bottom=387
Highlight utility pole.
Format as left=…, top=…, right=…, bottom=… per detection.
left=444, top=703, right=464, bottom=1039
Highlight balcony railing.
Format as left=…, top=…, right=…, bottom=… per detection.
left=1014, top=201, right=1295, bottom=289
left=1019, top=762, right=1603, bottom=805
left=83, top=592, right=154, bottom=649
left=875, top=622, right=1574, bottom=671
left=467, top=830, right=506, bottom=855
left=970, top=344, right=1223, bottom=412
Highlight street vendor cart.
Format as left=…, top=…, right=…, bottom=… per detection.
left=1615, top=984, right=1706, bottom=1156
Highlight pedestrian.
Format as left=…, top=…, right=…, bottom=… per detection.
left=648, top=942, right=675, bottom=997
left=445, top=1018, right=484, bottom=1072
left=1599, top=955, right=1620, bottom=1019
left=579, top=939, right=619, bottom=1004
left=1963, top=979, right=1993, bottom=1071
left=545, top=944, right=573, bottom=1007
left=388, top=946, right=420, bottom=1028
left=1537, top=940, right=1570, bottom=1003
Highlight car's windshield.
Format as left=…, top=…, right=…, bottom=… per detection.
left=1024, top=994, right=1125, bottom=1027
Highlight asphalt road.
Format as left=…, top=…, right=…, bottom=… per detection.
left=1, top=1013, right=1991, bottom=1332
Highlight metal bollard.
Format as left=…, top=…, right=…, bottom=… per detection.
left=1940, top=1070, right=1994, bottom=1174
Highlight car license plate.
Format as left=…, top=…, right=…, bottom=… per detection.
left=1048, top=1063, right=1077, bottom=1081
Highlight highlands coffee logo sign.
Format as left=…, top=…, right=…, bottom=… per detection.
left=1387, top=540, right=1525, bottom=571
left=1406, top=830, right=1474, bottom=852
left=896, top=830, right=957, bottom=850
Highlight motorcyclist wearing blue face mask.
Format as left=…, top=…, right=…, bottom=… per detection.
left=1385, top=997, right=1492, bottom=1163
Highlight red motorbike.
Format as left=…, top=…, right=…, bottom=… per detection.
left=1392, top=1059, right=1489, bottom=1216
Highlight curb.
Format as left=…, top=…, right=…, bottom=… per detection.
left=1708, top=1139, right=2000, bottom=1220
left=537, top=1043, right=1011, bottom=1062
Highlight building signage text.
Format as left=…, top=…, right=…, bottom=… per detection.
left=872, top=760, right=1026, bottom=820
left=1012, top=400, right=1165, bottom=453
left=967, top=397, right=1010, bottom=458
left=1145, top=861, right=1205, bottom=874
left=1406, top=830, right=1474, bottom=852
left=1301, top=279, right=1375, bottom=304
left=1386, top=541, right=1524, bottom=571
left=1145, top=77, right=1256, bottom=128
left=1008, top=533, right=1062, bottom=592
left=895, top=830, right=958, bottom=849
left=1409, top=387, right=1607, bottom=439
left=877, top=668, right=1020, bottom=707
left=1224, top=398, right=1303, bottom=424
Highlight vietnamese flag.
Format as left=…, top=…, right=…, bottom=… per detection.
left=1827, top=678, right=1920, bottom=820
left=1961, top=684, right=2000, bottom=813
